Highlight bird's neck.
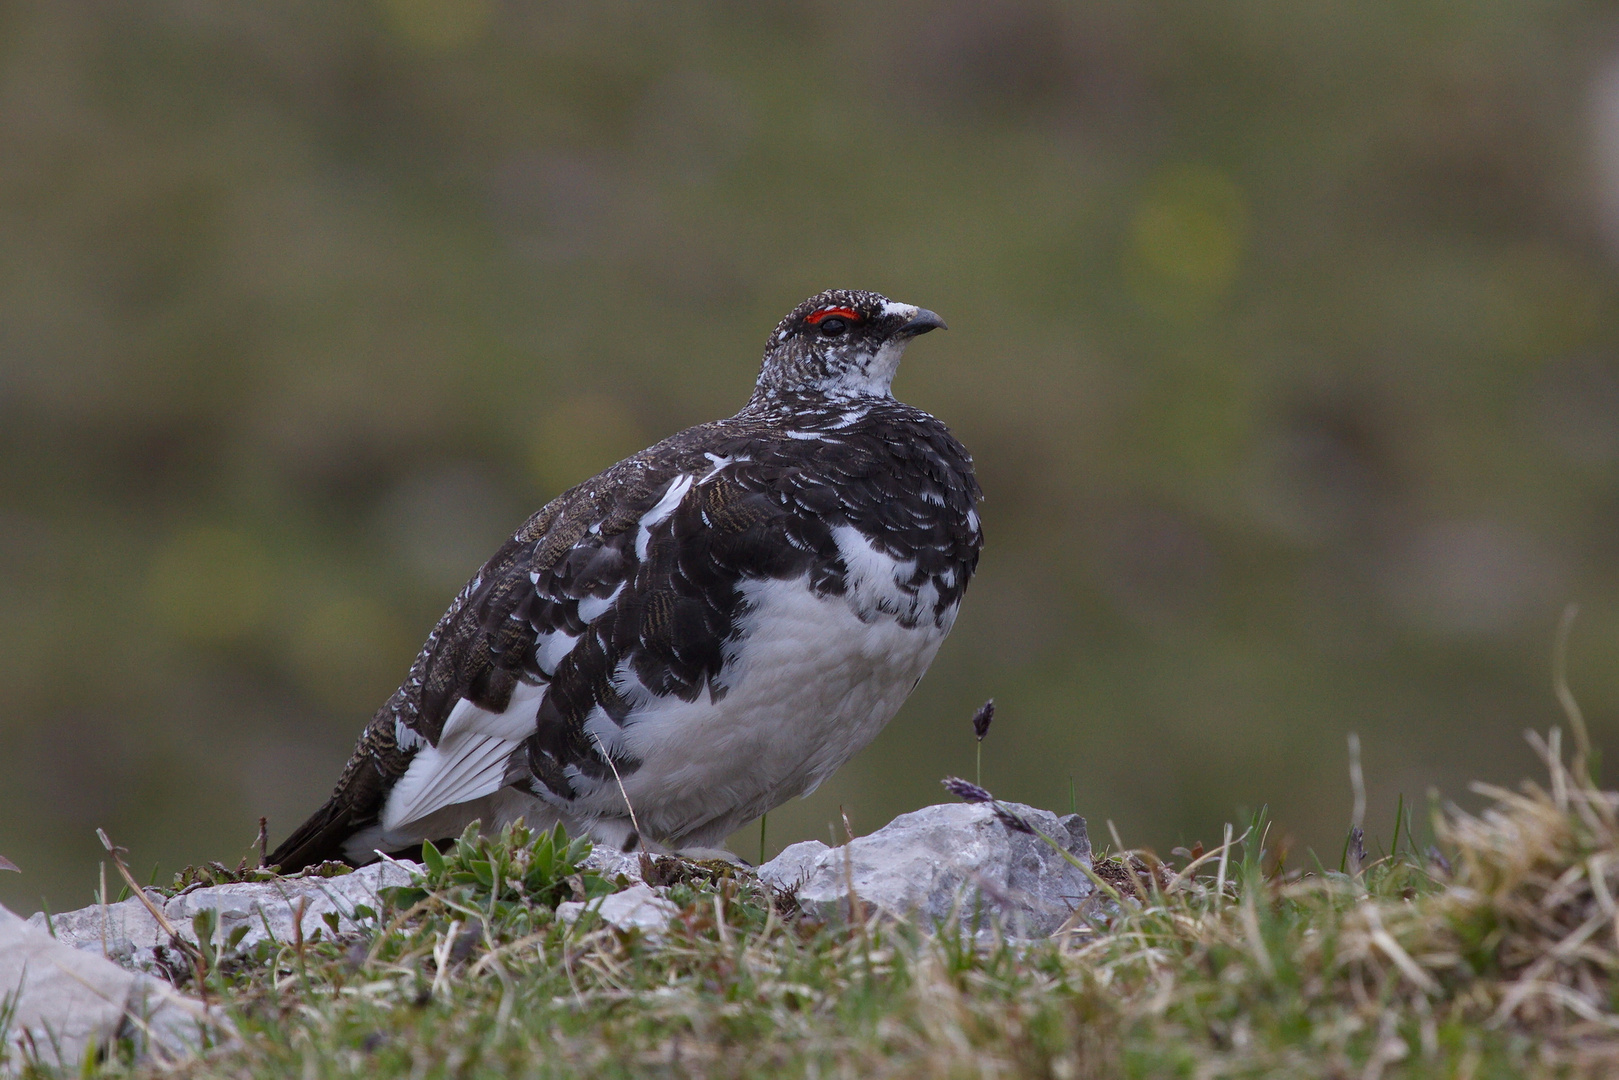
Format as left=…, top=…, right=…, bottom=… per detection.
left=750, top=342, right=904, bottom=405
left=740, top=384, right=892, bottom=422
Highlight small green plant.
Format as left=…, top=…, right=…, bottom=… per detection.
left=164, top=861, right=291, bottom=896
left=385, top=819, right=614, bottom=917
left=0, top=985, right=17, bottom=1073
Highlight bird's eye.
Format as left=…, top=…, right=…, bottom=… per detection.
left=804, top=305, right=862, bottom=336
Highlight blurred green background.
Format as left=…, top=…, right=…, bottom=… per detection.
left=6, top=0, right=1619, bottom=915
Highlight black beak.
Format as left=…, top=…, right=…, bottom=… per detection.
left=898, top=309, right=947, bottom=336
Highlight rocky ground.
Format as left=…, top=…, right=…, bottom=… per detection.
left=1, top=800, right=1091, bottom=1071
left=10, top=742, right=1619, bottom=1078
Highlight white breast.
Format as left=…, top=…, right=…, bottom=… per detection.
left=571, top=562, right=958, bottom=847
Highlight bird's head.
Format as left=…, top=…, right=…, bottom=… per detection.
left=752, top=289, right=946, bottom=402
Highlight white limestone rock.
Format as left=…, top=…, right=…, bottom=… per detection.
left=27, top=849, right=651, bottom=977
left=556, top=883, right=680, bottom=938
left=581, top=847, right=647, bottom=884
left=26, top=860, right=419, bottom=975
left=756, top=802, right=1092, bottom=938
left=0, top=903, right=228, bottom=1072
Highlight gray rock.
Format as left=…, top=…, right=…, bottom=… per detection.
left=0, top=903, right=228, bottom=1072
left=26, top=860, right=419, bottom=975
left=556, top=883, right=680, bottom=938
left=27, top=848, right=653, bottom=976
left=582, top=847, right=647, bottom=884
left=757, top=802, right=1092, bottom=938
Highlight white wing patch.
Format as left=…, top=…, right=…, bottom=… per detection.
left=394, top=718, right=425, bottom=752
left=535, top=630, right=578, bottom=676
left=636, top=474, right=695, bottom=559
left=380, top=681, right=546, bottom=832
left=699, top=452, right=750, bottom=483
left=577, top=581, right=624, bottom=624
left=582, top=704, right=629, bottom=760
left=832, top=524, right=924, bottom=623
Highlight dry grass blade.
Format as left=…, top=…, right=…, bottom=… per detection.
left=1164, top=825, right=1249, bottom=894
left=1238, top=892, right=1274, bottom=978
left=1360, top=902, right=1436, bottom=993
left=96, top=827, right=187, bottom=946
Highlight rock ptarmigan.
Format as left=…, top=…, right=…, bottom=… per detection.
left=268, top=289, right=983, bottom=870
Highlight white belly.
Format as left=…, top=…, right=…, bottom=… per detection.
left=575, top=574, right=955, bottom=847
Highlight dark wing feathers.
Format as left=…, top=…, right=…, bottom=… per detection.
left=266, top=478, right=654, bottom=869
left=269, top=404, right=981, bottom=871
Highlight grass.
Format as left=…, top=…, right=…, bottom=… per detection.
left=9, top=728, right=1619, bottom=1078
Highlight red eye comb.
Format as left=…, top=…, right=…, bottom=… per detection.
left=805, top=306, right=862, bottom=325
